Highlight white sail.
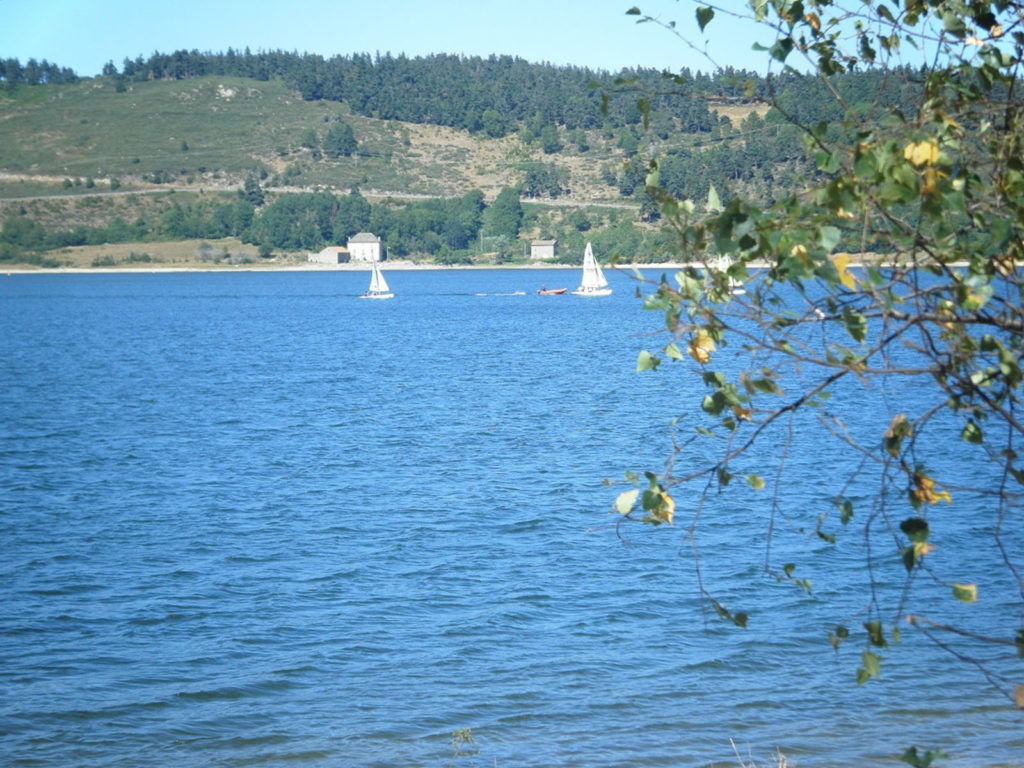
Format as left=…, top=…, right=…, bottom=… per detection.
left=372, top=264, right=391, bottom=293
left=361, top=263, right=394, bottom=299
left=572, top=242, right=612, bottom=296
left=709, top=254, right=744, bottom=295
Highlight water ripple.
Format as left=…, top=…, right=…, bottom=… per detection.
left=1, top=271, right=1020, bottom=767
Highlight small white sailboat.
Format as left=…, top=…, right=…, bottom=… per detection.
left=704, top=184, right=744, bottom=295
left=571, top=242, right=612, bottom=297
left=710, top=254, right=745, bottom=295
left=360, top=262, right=394, bottom=300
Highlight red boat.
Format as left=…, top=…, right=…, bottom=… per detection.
left=537, top=287, right=567, bottom=295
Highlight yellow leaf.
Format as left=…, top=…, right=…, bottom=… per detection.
left=921, top=165, right=949, bottom=196
left=731, top=404, right=753, bottom=421
left=831, top=252, right=857, bottom=290
left=913, top=541, right=936, bottom=558
left=911, top=473, right=953, bottom=506
left=687, top=329, right=715, bottom=364
left=804, top=11, right=820, bottom=31
left=660, top=492, right=675, bottom=525
left=903, top=139, right=939, bottom=167
left=1014, top=684, right=1024, bottom=708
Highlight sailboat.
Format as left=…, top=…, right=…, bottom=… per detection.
left=704, top=184, right=744, bottom=296
left=709, top=254, right=744, bottom=295
left=571, top=242, right=612, bottom=297
left=360, top=262, right=394, bottom=300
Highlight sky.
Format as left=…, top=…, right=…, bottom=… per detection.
left=0, top=0, right=774, bottom=78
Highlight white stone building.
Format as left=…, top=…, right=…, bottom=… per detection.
left=348, top=232, right=383, bottom=262
left=530, top=239, right=557, bottom=261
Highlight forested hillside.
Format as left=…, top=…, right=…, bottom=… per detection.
left=0, top=50, right=925, bottom=267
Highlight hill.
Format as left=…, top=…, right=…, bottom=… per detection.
left=0, top=52, right=920, bottom=269
left=0, top=73, right=637, bottom=202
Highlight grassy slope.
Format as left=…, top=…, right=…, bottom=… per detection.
left=0, top=75, right=636, bottom=201
left=0, top=74, right=761, bottom=268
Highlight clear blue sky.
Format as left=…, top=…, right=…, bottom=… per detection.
left=0, top=0, right=773, bottom=77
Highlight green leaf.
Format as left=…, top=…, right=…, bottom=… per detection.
left=665, top=341, right=684, bottom=361
left=819, top=225, right=842, bottom=251
left=952, top=583, right=978, bottom=603
left=900, top=518, right=929, bottom=543
left=747, top=474, right=765, bottom=490
left=706, top=182, right=722, bottom=212
left=626, top=7, right=641, bottom=15
left=615, top=489, right=639, bottom=515
left=696, top=6, right=714, bottom=31
left=839, top=499, right=854, bottom=524
left=701, top=393, right=724, bottom=415
left=816, top=151, right=840, bottom=173
left=770, top=37, right=794, bottom=62
left=636, top=350, right=660, bottom=371
left=862, top=649, right=881, bottom=679
left=829, top=625, right=848, bottom=651
left=842, top=307, right=867, bottom=342
left=902, top=546, right=917, bottom=573
left=901, top=746, right=950, bottom=768
left=864, top=620, right=887, bottom=647
left=942, top=11, right=966, bottom=37
left=961, top=420, right=984, bottom=444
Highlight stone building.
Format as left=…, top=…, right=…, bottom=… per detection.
left=530, top=239, right=557, bottom=261
left=348, top=232, right=383, bottom=262
left=308, top=246, right=350, bottom=265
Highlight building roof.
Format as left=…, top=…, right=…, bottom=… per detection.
left=320, top=246, right=350, bottom=254
left=531, top=239, right=557, bottom=246
left=349, top=232, right=381, bottom=243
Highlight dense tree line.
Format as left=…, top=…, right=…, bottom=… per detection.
left=0, top=188, right=499, bottom=263
left=47, top=49, right=916, bottom=137
left=97, top=49, right=712, bottom=133
left=3, top=49, right=923, bottom=143
left=0, top=57, right=78, bottom=89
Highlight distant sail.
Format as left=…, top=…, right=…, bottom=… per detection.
left=571, top=242, right=612, bottom=297
left=361, top=263, right=394, bottom=299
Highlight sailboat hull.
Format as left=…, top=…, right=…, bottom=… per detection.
left=359, top=292, right=394, bottom=299
left=571, top=287, right=612, bottom=297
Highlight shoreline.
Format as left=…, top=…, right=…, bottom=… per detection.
left=2, top=257, right=935, bottom=276
left=0, top=260, right=698, bottom=275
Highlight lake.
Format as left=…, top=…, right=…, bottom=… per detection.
left=1, top=269, right=1021, bottom=766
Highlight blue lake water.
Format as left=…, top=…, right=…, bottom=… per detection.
left=1, top=269, right=1021, bottom=766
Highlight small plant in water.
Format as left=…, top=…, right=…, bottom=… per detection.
left=449, top=727, right=478, bottom=767
left=731, top=739, right=789, bottom=767
left=901, top=746, right=949, bottom=768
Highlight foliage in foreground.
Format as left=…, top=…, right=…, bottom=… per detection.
left=618, top=0, right=1024, bottom=714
